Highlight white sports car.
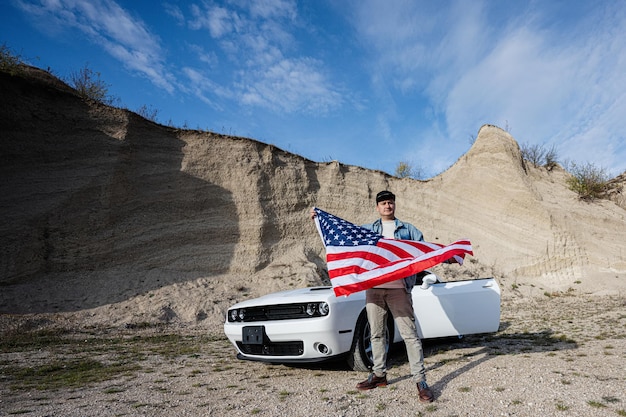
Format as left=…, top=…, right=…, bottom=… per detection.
left=223, top=272, right=501, bottom=371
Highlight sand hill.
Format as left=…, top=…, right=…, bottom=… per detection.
left=1, top=66, right=625, bottom=333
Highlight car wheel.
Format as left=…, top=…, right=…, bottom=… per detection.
left=347, top=311, right=393, bottom=372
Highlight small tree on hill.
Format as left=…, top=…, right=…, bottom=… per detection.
left=520, top=142, right=560, bottom=170
left=544, top=145, right=559, bottom=171
left=394, top=161, right=425, bottom=179
left=68, top=64, right=114, bottom=105
left=136, top=104, right=159, bottom=122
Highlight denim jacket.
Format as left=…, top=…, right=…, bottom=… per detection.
left=362, top=218, right=424, bottom=293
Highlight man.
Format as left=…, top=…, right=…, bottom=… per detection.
left=350, top=190, right=436, bottom=402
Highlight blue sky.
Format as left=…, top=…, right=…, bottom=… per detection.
left=2, top=0, right=625, bottom=178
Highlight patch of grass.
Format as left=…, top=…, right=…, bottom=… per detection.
left=0, top=328, right=227, bottom=393
left=458, top=386, right=471, bottom=392
left=0, top=328, right=74, bottom=352
left=556, top=402, right=569, bottom=411
left=103, top=386, right=126, bottom=394
left=588, top=400, right=607, bottom=408
left=5, top=358, right=141, bottom=391
left=616, top=409, right=626, bottom=416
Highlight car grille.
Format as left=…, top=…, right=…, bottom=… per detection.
left=237, top=341, right=304, bottom=356
left=241, top=305, right=313, bottom=321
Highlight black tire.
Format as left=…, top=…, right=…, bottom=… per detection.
left=347, top=311, right=393, bottom=372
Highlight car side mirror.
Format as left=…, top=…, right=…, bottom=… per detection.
left=420, top=274, right=438, bottom=290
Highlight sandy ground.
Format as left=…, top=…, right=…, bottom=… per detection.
left=1, top=294, right=624, bottom=417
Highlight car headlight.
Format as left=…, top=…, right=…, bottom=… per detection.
left=229, top=309, right=238, bottom=322
left=306, top=302, right=330, bottom=316
left=306, top=303, right=316, bottom=316
left=318, top=302, right=329, bottom=316
left=228, top=308, right=246, bottom=322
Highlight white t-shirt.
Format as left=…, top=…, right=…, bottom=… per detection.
left=381, top=220, right=395, bottom=239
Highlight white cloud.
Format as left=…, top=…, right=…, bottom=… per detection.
left=188, top=44, right=218, bottom=66
left=15, top=0, right=175, bottom=93
left=189, top=4, right=235, bottom=37
left=247, top=0, right=297, bottom=20
left=236, top=58, right=342, bottom=113
left=182, top=0, right=343, bottom=115
left=163, top=3, right=184, bottom=25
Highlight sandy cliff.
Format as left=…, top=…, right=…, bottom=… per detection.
left=1, top=66, right=624, bottom=331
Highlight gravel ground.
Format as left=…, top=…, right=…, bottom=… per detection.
left=1, top=295, right=625, bottom=417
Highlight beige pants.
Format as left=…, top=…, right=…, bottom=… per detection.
left=365, top=287, right=426, bottom=383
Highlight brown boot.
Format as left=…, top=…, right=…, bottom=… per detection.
left=356, top=373, right=388, bottom=390
left=417, top=380, right=434, bottom=403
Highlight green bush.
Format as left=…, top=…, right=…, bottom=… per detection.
left=566, top=162, right=610, bottom=200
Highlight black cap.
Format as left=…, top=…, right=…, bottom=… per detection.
left=376, top=190, right=395, bottom=203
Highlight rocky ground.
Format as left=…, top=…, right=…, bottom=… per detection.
left=1, top=294, right=624, bottom=417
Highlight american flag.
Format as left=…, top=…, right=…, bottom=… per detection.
left=313, top=208, right=473, bottom=296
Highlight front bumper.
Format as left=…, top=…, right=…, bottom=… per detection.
left=223, top=316, right=355, bottom=363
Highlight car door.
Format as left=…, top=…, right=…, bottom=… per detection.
left=411, top=278, right=501, bottom=339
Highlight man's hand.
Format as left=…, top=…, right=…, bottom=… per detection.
left=447, top=256, right=460, bottom=264
left=309, top=207, right=317, bottom=219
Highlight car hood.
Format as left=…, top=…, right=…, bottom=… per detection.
left=228, top=286, right=351, bottom=309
